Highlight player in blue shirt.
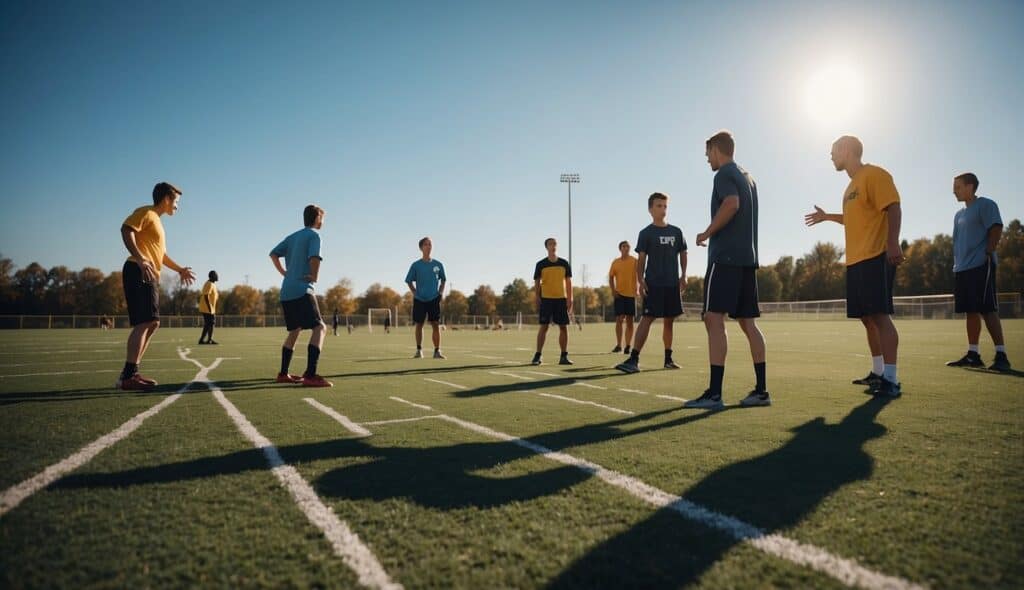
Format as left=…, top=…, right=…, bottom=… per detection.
left=405, top=237, right=447, bottom=359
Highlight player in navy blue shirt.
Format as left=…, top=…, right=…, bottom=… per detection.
left=405, top=237, right=447, bottom=359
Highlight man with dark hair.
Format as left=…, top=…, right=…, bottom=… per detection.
left=946, top=173, right=1010, bottom=371
left=406, top=236, right=447, bottom=359
left=609, top=240, right=638, bottom=354
left=269, top=204, right=331, bottom=387
left=198, top=270, right=219, bottom=344
left=615, top=193, right=686, bottom=374
left=805, top=136, right=904, bottom=398
left=116, top=182, right=196, bottom=390
left=532, top=238, right=573, bottom=365
left=685, top=131, right=769, bottom=409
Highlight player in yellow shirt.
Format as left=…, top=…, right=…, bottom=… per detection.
left=608, top=241, right=638, bottom=354
left=117, top=182, right=196, bottom=390
left=805, top=136, right=904, bottom=398
left=532, top=238, right=573, bottom=365
left=198, top=270, right=219, bottom=345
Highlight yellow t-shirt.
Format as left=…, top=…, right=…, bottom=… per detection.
left=123, top=206, right=166, bottom=272
left=609, top=256, right=638, bottom=297
left=534, top=257, right=572, bottom=299
left=199, top=280, right=218, bottom=314
left=842, top=164, right=900, bottom=266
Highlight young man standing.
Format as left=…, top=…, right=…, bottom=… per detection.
left=198, top=270, right=219, bottom=345
left=685, top=131, right=769, bottom=409
left=532, top=238, right=573, bottom=366
left=945, top=173, right=1011, bottom=372
left=805, top=136, right=904, bottom=397
left=117, top=182, right=196, bottom=390
left=269, top=205, right=331, bottom=387
left=332, top=309, right=340, bottom=336
left=405, top=236, right=447, bottom=359
left=615, top=193, right=686, bottom=374
left=609, top=241, right=638, bottom=354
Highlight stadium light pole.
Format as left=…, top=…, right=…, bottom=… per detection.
left=559, top=173, right=580, bottom=269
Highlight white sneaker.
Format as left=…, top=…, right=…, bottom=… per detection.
left=739, top=390, right=771, bottom=407
left=413, top=349, right=424, bottom=358
left=433, top=350, right=446, bottom=359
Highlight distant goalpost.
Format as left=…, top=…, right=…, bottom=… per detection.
left=368, top=308, right=393, bottom=333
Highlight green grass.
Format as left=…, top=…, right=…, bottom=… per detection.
left=1, top=320, right=1022, bottom=589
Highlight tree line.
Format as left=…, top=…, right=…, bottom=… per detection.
left=1, top=219, right=1021, bottom=320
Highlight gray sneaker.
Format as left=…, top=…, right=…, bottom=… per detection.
left=664, top=359, right=681, bottom=369
left=682, top=390, right=724, bottom=410
left=739, top=390, right=771, bottom=407
left=433, top=350, right=446, bottom=359
left=615, top=358, right=640, bottom=374
left=413, top=349, right=424, bottom=359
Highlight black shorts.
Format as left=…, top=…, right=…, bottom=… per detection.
left=846, top=253, right=896, bottom=318
left=954, top=259, right=998, bottom=313
left=281, top=294, right=323, bottom=331
left=642, top=285, right=682, bottom=318
left=539, top=298, right=570, bottom=326
left=703, top=263, right=760, bottom=319
left=613, top=295, right=636, bottom=317
left=413, top=296, right=442, bottom=323
left=122, top=260, right=159, bottom=327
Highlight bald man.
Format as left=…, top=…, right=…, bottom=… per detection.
left=805, top=136, right=904, bottom=398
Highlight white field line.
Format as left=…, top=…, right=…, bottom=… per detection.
left=501, top=361, right=521, bottom=365
left=388, top=396, right=433, bottom=411
left=572, top=382, right=607, bottom=390
left=304, top=398, right=371, bottom=437
left=617, top=387, right=687, bottom=403
left=0, top=347, right=212, bottom=517
left=360, top=416, right=444, bottom=426
left=656, top=394, right=688, bottom=402
left=619, top=388, right=649, bottom=395
left=488, top=371, right=533, bottom=381
left=523, top=371, right=559, bottom=378
left=422, top=378, right=468, bottom=390
left=396, top=407, right=924, bottom=590
left=468, top=354, right=503, bottom=360
left=200, top=366, right=400, bottom=589
left=0, top=368, right=197, bottom=379
left=537, top=393, right=635, bottom=415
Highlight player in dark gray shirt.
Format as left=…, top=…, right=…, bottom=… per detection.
left=685, top=131, right=769, bottom=409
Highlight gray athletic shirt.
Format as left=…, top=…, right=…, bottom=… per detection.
left=709, top=162, right=759, bottom=267
left=635, top=224, right=686, bottom=287
left=953, top=196, right=1002, bottom=272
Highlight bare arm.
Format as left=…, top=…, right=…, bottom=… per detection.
left=270, top=254, right=287, bottom=277
left=987, top=224, right=1004, bottom=256
left=534, top=279, right=542, bottom=304
left=121, top=225, right=158, bottom=283
left=804, top=205, right=844, bottom=226
left=608, top=271, right=616, bottom=293
left=565, top=277, right=573, bottom=314
left=204, top=294, right=213, bottom=313
left=161, top=253, right=195, bottom=286
left=636, top=252, right=648, bottom=297
left=406, top=281, right=417, bottom=297
left=306, top=257, right=321, bottom=283
left=697, top=196, right=739, bottom=246
left=678, top=250, right=688, bottom=292
left=438, top=280, right=446, bottom=300
left=885, top=202, right=904, bottom=266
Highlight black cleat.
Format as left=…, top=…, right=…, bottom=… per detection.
left=664, top=358, right=681, bottom=369
left=531, top=353, right=542, bottom=366
left=559, top=355, right=574, bottom=365
left=946, top=351, right=984, bottom=368
left=988, top=352, right=1012, bottom=372
left=611, top=345, right=623, bottom=353
left=615, top=358, right=640, bottom=374
left=872, top=378, right=902, bottom=398
left=623, top=346, right=631, bottom=355
left=852, top=372, right=883, bottom=386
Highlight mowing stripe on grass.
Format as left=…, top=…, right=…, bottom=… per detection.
left=422, top=378, right=468, bottom=390
left=386, top=398, right=925, bottom=590
left=537, top=393, right=635, bottom=415
left=0, top=348, right=213, bottom=517
left=488, top=371, right=532, bottom=381
left=304, top=398, right=372, bottom=437
left=388, top=396, right=433, bottom=411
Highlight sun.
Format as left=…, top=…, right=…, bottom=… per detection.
left=803, top=62, right=865, bottom=128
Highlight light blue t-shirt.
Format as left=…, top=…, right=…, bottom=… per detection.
left=405, top=258, right=446, bottom=301
left=953, top=197, right=1002, bottom=272
left=270, top=227, right=323, bottom=301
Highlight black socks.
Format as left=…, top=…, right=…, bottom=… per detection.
left=280, top=347, right=293, bottom=375
left=120, top=362, right=138, bottom=380
left=754, top=362, right=766, bottom=392
left=709, top=365, right=725, bottom=396
left=305, top=344, right=321, bottom=377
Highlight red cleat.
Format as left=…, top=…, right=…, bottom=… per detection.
left=301, top=374, right=333, bottom=387
left=135, top=374, right=158, bottom=386
left=117, top=374, right=156, bottom=391
left=276, top=373, right=303, bottom=384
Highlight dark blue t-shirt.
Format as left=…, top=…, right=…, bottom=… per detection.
left=709, top=162, right=759, bottom=267
left=636, top=223, right=686, bottom=287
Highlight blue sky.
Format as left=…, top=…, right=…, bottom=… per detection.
left=1, top=0, right=1022, bottom=295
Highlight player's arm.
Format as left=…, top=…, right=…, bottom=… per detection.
left=565, top=276, right=574, bottom=314
left=406, top=281, right=417, bottom=297
left=270, top=254, right=287, bottom=277
left=120, top=224, right=159, bottom=283
left=306, top=257, right=321, bottom=283
left=204, top=290, right=213, bottom=312
left=438, top=280, right=446, bottom=300
left=534, top=278, right=542, bottom=305
left=884, top=202, right=904, bottom=265
left=697, top=195, right=739, bottom=246
left=804, top=206, right=844, bottom=226
left=986, top=224, right=1003, bottom=258
left=636, top=252, right=648, bottom=297
left=162, top=253, right=196, bottom=286
left=608, top=269, right=616, bottom=293
left=678, top=250, right=688, bottom=292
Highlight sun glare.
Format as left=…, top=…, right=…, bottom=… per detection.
left=803, top=62, right=865, bottom=128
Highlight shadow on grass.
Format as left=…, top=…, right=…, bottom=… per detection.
left=0, top=382, right=205, bottom=406
left=326, top=363, right=509, bottom=380
left=452, top=372, right=620, bottom=398
left=963, top=367, right=1024, bottom=379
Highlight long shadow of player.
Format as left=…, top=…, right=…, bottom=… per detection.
left=545, top=396, right=892, bottom=588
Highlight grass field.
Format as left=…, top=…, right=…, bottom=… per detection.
left=1, top=320, right=1021, bottom=589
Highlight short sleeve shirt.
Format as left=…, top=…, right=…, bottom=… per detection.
left=609, top=256, right=638, bottom=297
left=405, top=259, right=447, bottom=301
left=709, top=162, right=759, bottom=267
left=953, top=197, right=1002, bottom=272
left=842, top=164, right=900, bottom=266
left=199, top=280, right=218, bottom=313
left=534, top=257, right=572, bottom=299
left=270, top=227, right=323, bottom=301
left=123, top=206, right=166, bottom=273
left=635, top=224, right=686, bottom=287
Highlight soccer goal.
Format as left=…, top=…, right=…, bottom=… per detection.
left=368, top=308, right=393, bottom=333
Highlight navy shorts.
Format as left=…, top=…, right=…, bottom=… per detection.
left=846, top=253, right=896, bottom=318
left=281, top=294, right=323, bottom=331
left=954, top=258, right=998, bottom=313
left=413, top=296, right=442, bottom=323
left=703, top=263, right=760, bottom=319
left=539, top=298, right=570, bottom=326
left=613, top=295, right=636, bottom=317
left=122, top=260, right=159, bottom=327
left=642, top=285, right=682, bottom=318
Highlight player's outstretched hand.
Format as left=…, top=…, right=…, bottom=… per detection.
left=179, top=266, right=196, bottom=287
left=804, top=205, right=827, bottom=226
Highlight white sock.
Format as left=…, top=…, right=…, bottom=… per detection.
left=968, top=344, right=979, bottom=353
left=872, top=355, right=884, bottom=375
left=883, top=364, right=898, bottom=383
left=995, top=345, right=1006, bottom=353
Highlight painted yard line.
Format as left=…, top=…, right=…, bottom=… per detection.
left=488, top=371, right=533, bottom=381
left=0, top=368, right=197, bottom=379
left=203, top=369, right=400, bottom=589
left=360, top=415, right=444, bottom=426
left=304, top=398, right=372, bottom=437
left=523, top=370, right=560, bottom=378
left=0, top=348, right=213, bottom=517
left=537, top=393, right=635, bottom=415
left=388, top=396, right=434, bottom=411
left=619, top=388, right=650, bottom=395
left=402, top=408, right=924, bottom=590
left=572, top=382, right=608, bottom=390
left=468, top=353, right=503, bottom=359
left=656, top=394, right=688, bottom=402
left=422, top=378, right=468, bottom=390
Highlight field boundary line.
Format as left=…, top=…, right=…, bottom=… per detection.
left=304, top=398, right=372, bottom=436
left=422, top=378, right=468, bottom=390
left=572, top=382, right=607, bottom=390
left=388, top=396, right=433, bottom=411
left=537, top=393, right=634, bottom=415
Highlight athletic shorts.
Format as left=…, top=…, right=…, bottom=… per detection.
left=281, top=294, right=323, bottom=331
left=642, top=285, right=682, bottom=318
left=539, top=298, right=570, bottom=326
left=846, top=252, right=896, bottom=318
left=954, top=258, right=998, bottom=313
left=703, top=263, right=760, bottom=319
left=413, top=296, right=442, bottom=323
left=122, top=260, right=159, bottom=327
left=613, top=295, right=636, bottom=317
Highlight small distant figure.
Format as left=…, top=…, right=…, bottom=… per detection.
left=346, top=323, right=353, bottom=334
left=532, top=237, right=573, bottom=366
left=383, top=314, right=392, bottom=334
left=494, top=318, right=504, bottom=331
left=100, top=316, right=113, bottom=330
left=406, top=236, right=447, bottom=358
left=198, top=270, right=219, bottom=345
left=609, top=240, right=638, bottom=354
left=332, top=309, right=340, bottom=336
left=575, top=316, right=583, bottom=331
